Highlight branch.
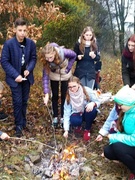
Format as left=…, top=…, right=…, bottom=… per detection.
left=9, top=137, right=55, bottom=150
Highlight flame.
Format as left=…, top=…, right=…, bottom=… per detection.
left=52, top=145, right=77, bottom=179
left=60, top=168, right=69, bottom=179
left=71, top=154, right=75, bottom=161
left=62, top=147, right=76, bottom=161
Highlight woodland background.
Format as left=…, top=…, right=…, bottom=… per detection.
left=0, top=0, right=134, bottom=179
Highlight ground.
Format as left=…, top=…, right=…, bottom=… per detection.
left=0, top=57, right=130, bottom=179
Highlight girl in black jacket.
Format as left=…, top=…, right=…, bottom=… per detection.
left=122, top=34, right=135, bottom=88
left=74, top=26, right=100, bottom=89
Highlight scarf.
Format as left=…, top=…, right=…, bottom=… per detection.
left=85, top=41, right=91, bottom=47
left=69, top=85, right=85, bottom=112
left=122, top=46, right=133, bottom=61
left=78, top=38, right=91, bottom=47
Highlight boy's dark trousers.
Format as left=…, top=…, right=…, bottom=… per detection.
left=10, top=80, right=30, bottom=131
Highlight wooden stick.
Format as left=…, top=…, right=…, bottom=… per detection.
left=9, top=137, right=55, bottom=150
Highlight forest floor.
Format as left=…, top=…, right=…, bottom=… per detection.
left=0, top=56, right=130, bottom=180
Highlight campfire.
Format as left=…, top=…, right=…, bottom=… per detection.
left=52, top=146, right=77, bottom=179
left=31, top=144, right=87, bottom=179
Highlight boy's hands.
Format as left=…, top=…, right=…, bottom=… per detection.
left=24, top=70, right=29, bottom=77
left=0, top=132, right=10, bottom=140
left=15, top=75, right=23, bottom=82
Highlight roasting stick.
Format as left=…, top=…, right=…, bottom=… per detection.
left=64, top=138, right=68, bottom=148
left=9, top=136, right=55, bottom=150
left=86, top=139, right=98, bottom=149
left=46, top=105, right=58, bottom=151
left=9, top=104, right=62, bottom=152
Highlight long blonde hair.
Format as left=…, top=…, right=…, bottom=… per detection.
left=41, top=43, right=62, bottom=74
left=66, top=76, right=90, bottom=104
left=0, top=81, right=4, bottom=91
left=79, top=26, right=97, bottom=53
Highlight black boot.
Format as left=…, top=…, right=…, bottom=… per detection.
left=0, top=111, right=8, bottom=121
left=15, top=126, right=23, bottom=137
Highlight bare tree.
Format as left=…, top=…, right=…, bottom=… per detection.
left=114, top=0, right=126, bottom=53
left=97, top=0, right=133, bottom=53
left=105, top=0, right=117, bottom=55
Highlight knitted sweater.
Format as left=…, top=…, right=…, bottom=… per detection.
left=42, top=47, right=76, bottom=94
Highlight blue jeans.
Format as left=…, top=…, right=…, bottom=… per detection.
left=80, top=76, right=95, bottom=89
left=70, top=108, right=97, bottom=130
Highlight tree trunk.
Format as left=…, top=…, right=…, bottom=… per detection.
left=114, top=0, right=125, bottom=53
left=105, top=0, right=117, bottom=55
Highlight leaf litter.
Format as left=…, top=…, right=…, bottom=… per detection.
left=0, top=60, right=130, bottom=179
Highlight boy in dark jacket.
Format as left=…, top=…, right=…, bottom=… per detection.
left=1, top=18, right=37, bottom=137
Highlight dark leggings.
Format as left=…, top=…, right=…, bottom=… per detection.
left=51, top=80, right=68, bottom=118
left=70, top=108, right=97, bottom=130
left=104, top=142, right=135, bottom=174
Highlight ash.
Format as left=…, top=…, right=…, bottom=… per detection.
left=31, top=146, right=87, bottom=179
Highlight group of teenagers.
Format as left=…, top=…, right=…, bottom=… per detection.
left=0, top=17, right=135, bottom=179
